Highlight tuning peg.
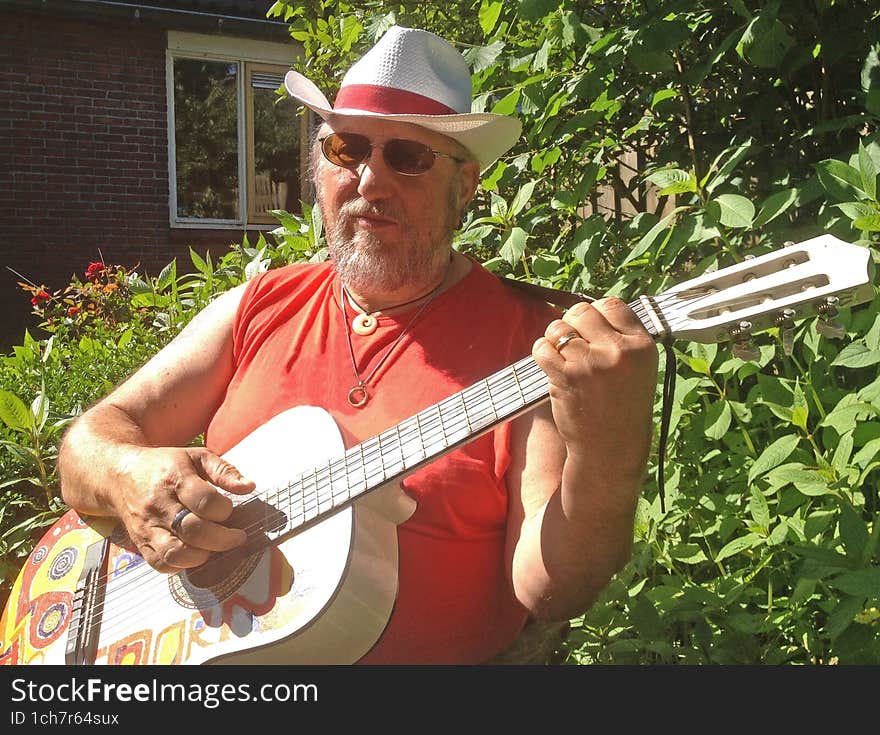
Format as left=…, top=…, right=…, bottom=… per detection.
left=776, top=308, right=796, bottom=356
left=729, top=320, right=761, bottom=361
left=732, top=341, right=761, bottom=361
left=816, top=296, right=845, bottom=339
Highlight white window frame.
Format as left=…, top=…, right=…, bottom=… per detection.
left=165, top=31, right=304, bottom=229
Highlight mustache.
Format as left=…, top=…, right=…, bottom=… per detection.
left=337, top=200, right=405, bottom=223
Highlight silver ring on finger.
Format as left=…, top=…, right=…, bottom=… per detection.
left=553, top=332, right=580, bottom=353
left=170, top=508, right=192, bottom=535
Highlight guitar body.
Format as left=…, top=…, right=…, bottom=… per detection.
left=0, top=406, right=416, bottom=665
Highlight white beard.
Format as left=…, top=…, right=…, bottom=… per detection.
left=319, top=192, right=458, bottom=296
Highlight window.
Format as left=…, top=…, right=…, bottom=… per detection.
left=167, top=32, right=308, bottom=228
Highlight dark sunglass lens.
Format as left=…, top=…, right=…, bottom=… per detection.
left=384, top=139, right=435, bottom=174
left=324, top=133, right=370, bottom=168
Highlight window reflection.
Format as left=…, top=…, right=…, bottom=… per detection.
left=251, top=73, right=301, bottom=216
left=174, top=59, right=239, bottom=219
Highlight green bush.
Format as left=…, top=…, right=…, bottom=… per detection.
left=0, top=223, right=325, bottom=608
left=2, top=1, right=879, bottom=664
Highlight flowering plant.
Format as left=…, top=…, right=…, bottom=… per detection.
left=19, top=261, right=147, bottom=335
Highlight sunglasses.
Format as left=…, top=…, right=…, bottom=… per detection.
left=319, top=132, right=466, bottom=176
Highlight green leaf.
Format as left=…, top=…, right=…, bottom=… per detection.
left=517, top=0, right=561, bottom=21
left=815, top=159, right=870, bottom=201
left=651, top=89, right=678, bottom=108
left=478, top=0, right=504, bottom=35
left=716, top=533, right=762, bottom=562
left=835, top=202, right=877, bottom=222
left=753, top=188, right=798, bottom=227
left=831, top=432, right=854, bottom=474
left=838, top=505, right=870, bottom=560
left=737, top=15, right=794, bottom=68
left=188, top=248, right=211, bottom=278
left=0, top=390, right=34, bottom=432
left=829, top=568, right=880, bottom=596
left=704, top=400, right=732, bottom=440
left=508, top=180, right=538, bottom=218
left=858, top=141, right=878, bottom=200
left=709, top=194, right=755, bottom=228
left=819, top=401, right=877, bottom=434
left=463, top=41, right=506, bottom=74
left=861, top=43, right=880, bottom=94
left=748, top=434, right=800, bottom=485
left=705, top=139, right=755, bottom=193
left=826, top=595, right=865, bottom=641
left=669, top=543, right=708, bottom=564
left=853, top=214, right=880, bottom=231
left=31, top=391, right=48, bottom=433
left=620, top=208, right=683, bottom=266
left=765, top=464, right=830, bottom=496
left=749, top=487, right=771, bottom=533
left=831, top=342, right=880, bottom=368
left=41, top=335, right=54, bottom=364
left=646, top=168, right=697, bottom=196
left=792, top=382, right=809, bottom=432
left=491, top=89, right=520, bottom=116
left=156, top=259, right=177, bottom=292
left=500, top=227, right=528, bottom=266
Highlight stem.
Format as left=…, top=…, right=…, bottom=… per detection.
left=673, top=50, right=703, bottom=184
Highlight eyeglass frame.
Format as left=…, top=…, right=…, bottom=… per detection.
left=318, top=132, right=467, bottom=176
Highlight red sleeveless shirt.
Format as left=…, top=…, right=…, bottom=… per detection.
left=205, top=259, right=558, bottom=663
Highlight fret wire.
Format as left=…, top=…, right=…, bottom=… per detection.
left=212, top=292, right=718, bottom=539
left=436, top=402, right=447, bottom=451
left=358, top=440, right=369, bottom=496
left=280, top=354, right=556, bottom=533
left=459, top=391, right=472, bottom=434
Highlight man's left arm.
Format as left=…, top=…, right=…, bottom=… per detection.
left=506, top=298, right=659, bottom=621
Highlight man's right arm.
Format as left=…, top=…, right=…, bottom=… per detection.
left=58, top=283, right=256, bottom=573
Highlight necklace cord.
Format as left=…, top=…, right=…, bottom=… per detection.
left=340, top=278, right=445, bottom=407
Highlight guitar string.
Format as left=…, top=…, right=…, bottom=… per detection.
left=72, top=356, right=543, bottom=631
left=68, top=291, right=712, bottom=642
left=67, top=288, right=700, bottom=632
left=72, top=356, right=554, bottom=641
left=78, top=309, right=738, bottom=646
left=66, top=291, right=704, bottom=642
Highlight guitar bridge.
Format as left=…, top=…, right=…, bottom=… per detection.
left=65, top=536, right=109, bottom=664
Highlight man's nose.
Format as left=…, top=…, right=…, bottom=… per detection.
left=356, top=147, right=395, bottom=200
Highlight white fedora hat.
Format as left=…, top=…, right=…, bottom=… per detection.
left=284, top=26, right=521, bottom=171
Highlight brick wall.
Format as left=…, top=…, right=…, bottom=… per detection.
left=0, top=8, right=262, bottom=348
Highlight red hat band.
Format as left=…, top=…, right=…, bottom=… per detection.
left=333, top=84, right=458, bottom=116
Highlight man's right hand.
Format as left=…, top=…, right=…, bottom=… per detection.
left=113, top=446, right=255, bottom=573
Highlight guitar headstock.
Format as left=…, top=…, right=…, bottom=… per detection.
left=638, top=234, right=876, bottom=347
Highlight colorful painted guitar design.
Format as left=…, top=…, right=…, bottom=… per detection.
left=1, top=234, right=874, bottom=665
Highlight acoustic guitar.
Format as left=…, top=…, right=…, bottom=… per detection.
left=0, top=233, right=874, bottom=665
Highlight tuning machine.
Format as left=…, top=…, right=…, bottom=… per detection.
left=729, top=320, right=761, bottom=361
left=776, top=308, right=796, bottom=356
left=816, top=296, right=845, bottom=339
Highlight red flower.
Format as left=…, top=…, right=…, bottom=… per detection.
left=31, top=290, right=51, bottom=307
left=85, top=262, right=105, bottom=281
left=67, top=306, right=80, bottom=316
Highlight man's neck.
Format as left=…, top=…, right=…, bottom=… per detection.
left=342, top=252, right=471, bottom=315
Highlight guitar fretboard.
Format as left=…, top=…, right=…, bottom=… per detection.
left=253, top=296, right=661, bottom=541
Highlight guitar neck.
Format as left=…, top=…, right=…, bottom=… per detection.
left=261, top=355, right=545, bottom=540
left=238, top=234, right=876, bottom=545
left=257, top=297, right=659, bottom=542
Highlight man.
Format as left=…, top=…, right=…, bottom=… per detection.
left=58, top=26, right=658, bottom=664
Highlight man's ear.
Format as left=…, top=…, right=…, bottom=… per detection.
left=458, top=159, right=481, bottom=212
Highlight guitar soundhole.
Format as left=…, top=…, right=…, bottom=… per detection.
left=170, top=497, right=288, bottom=608
left=186, top=546, right=261, bottom=589
left=172, top=549, right=263, bottom=609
